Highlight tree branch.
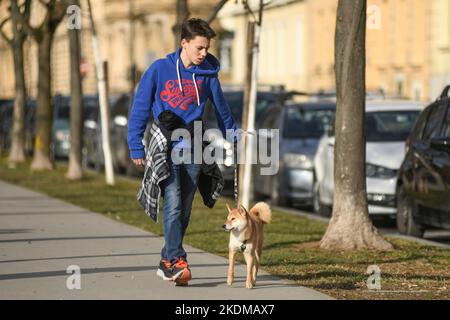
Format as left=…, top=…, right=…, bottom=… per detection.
left=38, top=0, right=51, bottom=7
left=14, top=0, right=32, bottom=37
left=261, top=0, right=273, bottom=8
left=54, top=0, right=71, bottom=25
left=12, top=0, right=40, bottom=39
left=207, top=0, right=228, bottom=24
left=22, top=0, right=32, bottom=20
left=44, top=0, right=70, bottom=35
left=242, top=0, right=257, bottom=23
left=0, top=17, right=13, bottom=45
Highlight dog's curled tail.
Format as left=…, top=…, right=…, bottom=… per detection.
left=250, top=202, right=272, bottom=224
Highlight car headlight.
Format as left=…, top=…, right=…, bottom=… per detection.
left=283, top=153, right=313, bottom=169
left=366, top=163, right=396, bottom=179
left=55, top=130, right=69, bottom=142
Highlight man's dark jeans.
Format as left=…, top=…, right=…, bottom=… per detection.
left=160, top=149, right=201, bottom=264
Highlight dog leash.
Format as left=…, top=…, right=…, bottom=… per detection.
left=233, top=142, right=239, bottom=208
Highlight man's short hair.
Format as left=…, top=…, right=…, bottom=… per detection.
left=181, top=18, right=216, bottom=41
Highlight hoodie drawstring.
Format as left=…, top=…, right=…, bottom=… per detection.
left=176, top=58, right=184, bottom=95
left=177, top=58, right=200, bottom=106
left=192, top=73, right=200, bottom=106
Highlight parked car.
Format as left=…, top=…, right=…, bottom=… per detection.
left=81, top=99, right=101, bottom=170
left=0, top=101, right=13, bottom=152
left=51, top=95, right=101, bottom=159
left=0, top=99, right=36, bottom=155
left=253, top=101, right=336, bottom=206
left=202, top=89, right=287, bottom=186
left=110, top=93, right=136, bottom=174
left=396, top=86, right=450, bottom=237
left=82, top=93, right=141, bottom=175
left=313, top=100, right=424, bottom=216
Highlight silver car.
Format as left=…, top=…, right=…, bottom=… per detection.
left=253, top=102, right=336, bottom=206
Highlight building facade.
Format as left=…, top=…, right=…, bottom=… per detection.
left=0, top=0, right=218, bottom=98
left=1, top=0, right=449, bottom=102
left=218, top=0, right=450, bottom=102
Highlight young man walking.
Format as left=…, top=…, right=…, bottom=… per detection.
left=128, top=18, right=237, bottom=285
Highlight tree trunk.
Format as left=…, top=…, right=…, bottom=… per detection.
left=8, top=39, right=26, bottom=163
left=7, top=0, right=30, bottom=163
left=173, top=0, right=189, bottom=50
left=66, top=1, right=83, bottom=180
left=31, top=32, right=54, bottom=171
left=319, top=0, right=392, bottom=251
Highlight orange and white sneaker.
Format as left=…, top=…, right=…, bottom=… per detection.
left=171, top=257, right=191, bottom=286
left=156, top=259, right=172, bottom=280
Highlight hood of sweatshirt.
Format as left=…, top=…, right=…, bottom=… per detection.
left=167, top=48, right=220, bottom=76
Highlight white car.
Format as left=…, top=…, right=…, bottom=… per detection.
left=313, top=100, right=424, bottom=216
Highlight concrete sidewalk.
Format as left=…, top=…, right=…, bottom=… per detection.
left=0, top=180, right=332, bottom=300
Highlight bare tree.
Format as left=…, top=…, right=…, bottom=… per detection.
left=16, top=0, right=69, bottom=170
left=66, top=0, right=83, bottom=180
left=319, top=0, right=392, bottom=251
left=0, top=0, right=31, bottom=163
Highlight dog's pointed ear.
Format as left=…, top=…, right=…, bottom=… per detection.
left=238, top=204, right=247, bottom=216
left=226, top=203, right=232, bottom=213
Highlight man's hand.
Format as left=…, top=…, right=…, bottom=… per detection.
left=132, top=158, right=145, bottom=168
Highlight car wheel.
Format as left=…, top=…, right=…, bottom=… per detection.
left=396, top=185, right=424, bottom=238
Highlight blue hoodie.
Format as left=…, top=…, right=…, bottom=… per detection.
left=127, top=49, right=237, bottom=159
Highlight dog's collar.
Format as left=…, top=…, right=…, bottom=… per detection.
left=240, top=239, right=248, bottom=252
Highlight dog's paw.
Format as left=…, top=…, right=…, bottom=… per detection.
left=246, top=281, right=254, bottom=289
left=227, top=277, right=233, bottom=286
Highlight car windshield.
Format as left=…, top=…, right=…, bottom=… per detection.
left=56, top=97, right=100, bottom=121
left=283, top=107, right=335, bottom=138
left=366, top=111, right=420, bottom=142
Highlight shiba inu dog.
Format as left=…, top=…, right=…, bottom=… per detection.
left=222, top=202, right=272, bottom=289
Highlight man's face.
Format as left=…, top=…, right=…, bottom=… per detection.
left=181, top=36, right=210, bottom=66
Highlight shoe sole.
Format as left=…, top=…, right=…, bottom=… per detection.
left=173, top=268, right=191, bottom=286
left=156, top=268, right=173, bottom=281
left=157, top=268, right=191, bottom=284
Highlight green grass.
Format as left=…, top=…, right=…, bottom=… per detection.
left=1, top=155, right=449, bottom=300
